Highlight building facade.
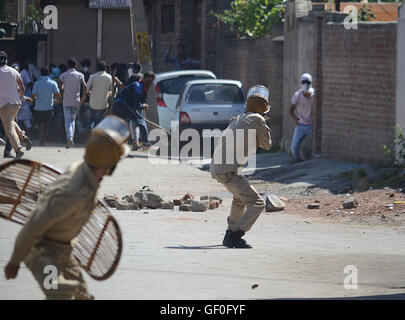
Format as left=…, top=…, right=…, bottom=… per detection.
left=4, top=0, right=233, bottom=75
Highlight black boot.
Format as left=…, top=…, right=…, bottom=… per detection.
left=222, top=230, right=233, bottom=246
left=223, top=230, right=252, bottom=249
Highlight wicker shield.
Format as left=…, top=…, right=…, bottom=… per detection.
left=0, top=159, right=122, bottom=281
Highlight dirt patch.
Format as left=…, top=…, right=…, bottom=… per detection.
left=269, top=189, right=405, bottom=226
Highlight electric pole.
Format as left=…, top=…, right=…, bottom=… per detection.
left=129, top=0, right=159, bottom=127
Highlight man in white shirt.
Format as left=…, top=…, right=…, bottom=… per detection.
left=86, top=61, right=112, bottom=128
left=0, top=51, right=32, bottom=159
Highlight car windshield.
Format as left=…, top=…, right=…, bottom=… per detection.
left=158, top=75, right=214, bottom=95
left=186, top=83, right=245, bottom=104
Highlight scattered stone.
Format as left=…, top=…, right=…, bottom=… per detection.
left=191, top=200, right=209, bottom=212
left=143, top=211, right=149, bottom=214
left=209, top=200, right=220, bottom=210
left=280, top=196, right=288, bottom=202
left=265, top=193, right=286, bottom=212
left=182, top=193, right=195, bottom=202
left=342, top=197, right=358, bottom=209
left=389, top=193, right=395, bottom=198
left=104, top=195, right=118, bottom=207
left=251, top=284, right=259, bottom=289
left=184, top=198, right=193, bottom=205
left=135, top=191, right=148, bottom=208
left=179, top=204, right=192, bottom=211
left=135, top=188, right=163, bottom=209
left=122, top=195, right=142, bottom=207
left=173, top=199, right=183, bottom=206
left=200, top=196, right=223, bottom=204
left=161, top=201, right=174, bottom=210
left=114, top=199, right=139, bottom=210
left=307, top=203, right=320, bottom=209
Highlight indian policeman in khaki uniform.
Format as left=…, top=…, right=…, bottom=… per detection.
left=210, top=85, right=272, bottom=248
left=4, top=116, right=131, bottom=299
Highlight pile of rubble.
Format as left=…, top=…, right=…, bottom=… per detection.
left=103, top=187, right=223, bottom=213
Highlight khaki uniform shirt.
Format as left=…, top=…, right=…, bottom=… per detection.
left=210, top=112, right=271, bottom=175
left=10, top=161, right=100, bottom=266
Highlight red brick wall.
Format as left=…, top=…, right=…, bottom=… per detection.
left=321, top=22, right=397, bottom=163
left=222, top=26, right=284, bottom=149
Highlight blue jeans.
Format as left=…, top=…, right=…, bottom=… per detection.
left=112, top=101, right=150, bottom=145
left=63, top=106, right=79, bottom=142
left=290, top=124, right=313, bottom=159
left=88, top=108, right=105, bottom=129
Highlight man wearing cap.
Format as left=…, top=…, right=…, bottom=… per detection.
left=4, top=116, right=130, bottom=299
left=0, top=51, right=32, bottom=159
left=289, top=73, right=315, bottom=161
left=210, top=85, right=272, bottom=249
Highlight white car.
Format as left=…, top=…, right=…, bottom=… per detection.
left=176, top=79, right=246, bottom=134
left=153, top=70, right=216, bottom=131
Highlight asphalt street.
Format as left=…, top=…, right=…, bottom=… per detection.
left=1, top=146, right=405, bottom=300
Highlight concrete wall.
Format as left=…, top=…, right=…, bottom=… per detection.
left=396, top=4, right=405, bottom=162
left=222, top=24, right=284, bottom=149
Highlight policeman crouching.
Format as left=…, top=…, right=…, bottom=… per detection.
left=210, top=85, right=272, bottom=249
left=4, top=116, right=130, bottom=299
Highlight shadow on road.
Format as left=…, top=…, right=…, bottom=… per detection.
left=165, top=245, right=226, bottom=250
left=274, top=292, right=405, bottom=300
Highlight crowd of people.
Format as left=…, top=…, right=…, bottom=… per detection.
left=0, top=51, right=156, bottom=159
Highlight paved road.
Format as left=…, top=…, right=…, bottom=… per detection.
left=1, top=146, right=405, bottom=299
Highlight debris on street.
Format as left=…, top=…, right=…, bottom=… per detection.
left=191, top=200, right=209, bottom=212
left=307, top=203, right=320, bottom=209
left=105, top=189, right=222, bottom=212
left=265, top=193, right=286, bottom=212
left=342, top=197, right=358, bottom=209
left=103, top=194, right=119, bottom=207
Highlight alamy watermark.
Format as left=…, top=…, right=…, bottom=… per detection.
left=43, top=5, right=58, bottom=30
left=43, top=265, right=58, bottom=290
left=344, top=6, right=359, bottom=30
left=146, top=122, right=258, bottom=175
left=343, top=265, right=358, bottom=290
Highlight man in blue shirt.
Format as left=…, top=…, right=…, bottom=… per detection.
left=112, top=78, right=150, bottom=148
left=32, top=67, right=60, bottom=146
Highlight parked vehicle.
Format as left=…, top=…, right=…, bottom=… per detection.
left=175, top=79, right=246, bottom=153
left=153, top=70, right=216, bottom=131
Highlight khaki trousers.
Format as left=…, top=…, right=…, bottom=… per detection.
left=212, top=171, right=265, bottom=232
left=24, top=241, right=93, bottom=300
left=0, top=103, right=24, bottom=152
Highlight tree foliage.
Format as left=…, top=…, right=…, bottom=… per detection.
left=212, top=0, right=285, bottom=39
left=358, top=3, right=376, bottom=21
left=17, top=0, right=46, bottom=34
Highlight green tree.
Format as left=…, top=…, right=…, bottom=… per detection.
left=17, top=0, right=45, bottom=34
left=212, top=0, right=285, bottom=39
left=358, top=3, right=376, bottom=21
